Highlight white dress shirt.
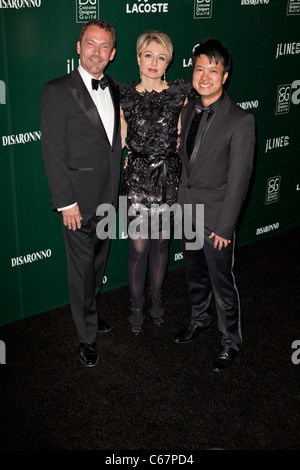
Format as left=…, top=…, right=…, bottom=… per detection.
left=58, top=65, right=115, bottom=212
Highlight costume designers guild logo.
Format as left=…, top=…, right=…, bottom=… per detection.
left=194, top=0, right=213, bottom=19
left=275, top=80, right=300, bottom=114
left=287, top=0, right=300, bottom=15
left=76, top=0, right=99, bottom=23
left=265, top=176, right=281, bottom=204
left=126, top=0, right=169, bottom=14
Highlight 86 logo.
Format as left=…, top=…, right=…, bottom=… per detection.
left=265, top=176, right=281, bottom=205
left=275, top=80, right=300, bottom=114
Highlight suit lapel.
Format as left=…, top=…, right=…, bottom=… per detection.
left=68, top=69, right=120, bottom=145
left=107, top=75, right=120, bottom=146
left=188, top=112, right=215, bottom=174
left=68, top=68, right=106, bottom=133
left=182, top=105, right=196, bottom=171
left=187, top=94, right=231, bottom=178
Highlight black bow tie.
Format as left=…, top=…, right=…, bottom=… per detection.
left=194, top=101, right=214, bottom=115
left=91, top=76, right=108, bottom=90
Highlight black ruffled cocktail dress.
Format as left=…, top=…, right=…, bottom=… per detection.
left=120, top=80, right=193, bottom=224
left=120, top=79, right=193, bottom=332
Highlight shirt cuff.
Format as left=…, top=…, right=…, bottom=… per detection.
left=57, top=203, right=77, bottom=211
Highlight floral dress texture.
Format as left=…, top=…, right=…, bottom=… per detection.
left=120, top=80, right=193, bottom=213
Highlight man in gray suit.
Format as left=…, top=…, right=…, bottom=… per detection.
left=174, top=38, right=256, bottom=372
left=41, top=20, right=122, bottom=367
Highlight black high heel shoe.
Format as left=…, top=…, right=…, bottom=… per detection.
left=149, top=293, right=165, bottom=326
left=128, top=302, right=144, bottom=335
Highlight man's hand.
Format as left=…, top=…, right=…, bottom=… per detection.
left=62, top=204, right=82, bottom=230
left=209, top=232, right=231, bottom=251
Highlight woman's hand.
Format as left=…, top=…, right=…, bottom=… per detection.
left=120, top=107, right=127, bottom=149
left=124, top=151, right=132, bottom=169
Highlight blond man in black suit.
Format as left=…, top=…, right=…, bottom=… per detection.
left=41, top=20, right=122, bottom=367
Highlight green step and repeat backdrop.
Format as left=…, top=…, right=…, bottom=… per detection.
left=0, top=0, right=299, bottom=326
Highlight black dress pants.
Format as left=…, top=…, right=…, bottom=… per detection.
left=62, top=213, right=111, bottom=344
left=181, top=227, right=242, bottom=351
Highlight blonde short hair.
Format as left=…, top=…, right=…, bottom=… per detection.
left=136, top=30, right=173, bottom=64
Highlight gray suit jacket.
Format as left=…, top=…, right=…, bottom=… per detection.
left=177, top=92, right=256, bottom=240
left=41, top=68, right=122, bottom=214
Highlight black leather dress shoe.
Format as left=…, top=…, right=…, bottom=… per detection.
left=78, top=342, right=98, bottom=367
left=98, top=318, right=111, bottom=333
left=173, top=323, right=210, bottom=343
left=212, top=345, right=237, bottom=372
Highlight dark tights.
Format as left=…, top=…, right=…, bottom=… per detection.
left=127, top=233, right=170, bottom=308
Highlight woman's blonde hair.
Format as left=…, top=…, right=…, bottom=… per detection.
left=136, top=30, right=173, bottom=64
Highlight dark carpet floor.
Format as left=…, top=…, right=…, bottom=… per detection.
left=0, top=226, right=299, bottom=454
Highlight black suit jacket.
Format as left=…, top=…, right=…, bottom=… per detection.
left=41, top=68, right=122, bottom=214
left=177, top=92, right=256, bottom=240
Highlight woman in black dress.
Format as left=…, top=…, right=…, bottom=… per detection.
left=120, top=30, right=192, bottom=334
